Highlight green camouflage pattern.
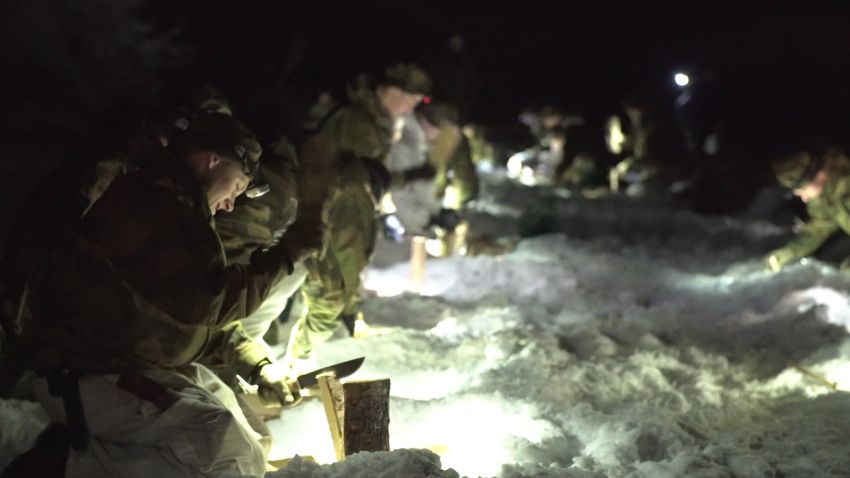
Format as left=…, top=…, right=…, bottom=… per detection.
left=191, top=83, right=233, bottom=116
left=288, top=160, right=379, bottom=359
left=323, top=80, right=396, bottom=165
left=773, top=152, right=815, bottom=189
left=434, top=135, right=479, bottom=207
left=284, top=80, right=397, bottom=359
left=464, top=125, right=494, bottom=165
left=15, top=149, right=293, bottom=378
left=0, top=160, right=105, bottom=355
left=769, top=173, right=850, bottom=264
left=170, top=112, right=262, bottom=177
left=382, top=63, right=432, bottom=95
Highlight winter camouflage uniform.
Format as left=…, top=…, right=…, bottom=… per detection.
left=326, top=78, right=397, bottom=165
left=0, top=159, right=123, bottom=357
left=216, top=138, right=334, bottom=344
left=11, top=115, right=298, bottom=476
left=438, top=134, right=478, bottom=207
left=288, top=159, right=379, bottom=358
left=0, top=88, right=252, bottom=361
left=422, top=103, right=479, bottom=209
left=285, top=82, right=390, bottom=359
left=767, top=153, right=850, bottom=270
left=286, top=64, right=431, bottom=360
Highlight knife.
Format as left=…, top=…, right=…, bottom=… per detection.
left=296, top=356, right=365, bottom=389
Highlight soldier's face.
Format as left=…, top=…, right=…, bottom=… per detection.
left=203, top=154, right=250, bottom=214
left=377, top=86, right=424, bottom=119
left=793, top=170, right=827, bottom=203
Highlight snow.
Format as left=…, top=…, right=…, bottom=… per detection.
left=5, top=169, right=850, bottom=477
left=0, top=398, right=49, bottom=471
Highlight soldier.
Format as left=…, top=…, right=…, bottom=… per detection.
left=8, top=113, right=318, bottom=476
left=284, top=64, right=432, bottom=364
left=508, top=106, right=581, bottom=185
left=318, top=63, right=431, bottom=170
left=462, top=123, right=495, bottom=169
left=0, top=85, right=272, bottom=372
left=419, top=101, right=479, bottom=211
left=215, top=134, right=332, bottom=354
left=416, top=100, right=479, bottom=257
left=766, top=148, right=850, bottom=272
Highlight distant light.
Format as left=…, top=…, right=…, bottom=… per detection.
left=674, top=73, right=690, bottom=87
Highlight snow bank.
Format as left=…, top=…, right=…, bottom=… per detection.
left=5, top=173, right=850, bottom=477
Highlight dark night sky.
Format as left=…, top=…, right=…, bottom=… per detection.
left=139, top=1, right=850, bottom=127
left=0, top=0, right=847, bottom=222
left=4, top=1, right=850, bottom=169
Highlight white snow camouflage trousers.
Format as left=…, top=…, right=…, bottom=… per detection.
left=239, top=260, right=307, bottom=342
left=33, top=363, right=266, bottom=477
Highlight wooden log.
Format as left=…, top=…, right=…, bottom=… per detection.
left=317, top=372, right=345, bottom=461
left=410, top=236, right=427, bottom=292
left=343, top=379, right=391, bottom=455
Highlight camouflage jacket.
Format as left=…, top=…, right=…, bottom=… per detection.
left=16, top=150, right=291, bottom=377
left=433, top=134, right=479, bottom=208
left=305, top=157, right=378, bottom=302
left=322, top=80, right=396, bottom=164
left=0, top=157, right=129, bottom=353
left=781, top=174, right=850, bottom=260
left=295, top=82, right=394, bottom=305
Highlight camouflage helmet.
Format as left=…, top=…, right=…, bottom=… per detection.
left=246, top=137, right=299, bottom=204
left=191, top=83, right=233, bottom=116
left=382, top=63, right=432, bottom=96
left=146, top=83, right=233, bottom=144
left=169, top=112, right=262, bottom=178
left=772, top=152, right=821, bottom=189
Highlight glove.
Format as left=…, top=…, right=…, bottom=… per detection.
left=381, top=214, right=406, bottom=242
left=277, top=214, right=327, bottom=264
left=765, top=248, right=797, bottom=273
left=430, top=208, right=462, bottom=232
left=341, top=313, right=357, bottom=337
left=254, top=360, right=302, bottom=408
left=360, top=157, right=392, bottom=201
left=402, top=163, right=436, bottom=183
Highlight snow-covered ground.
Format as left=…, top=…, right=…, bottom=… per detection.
left=5, top=170, right=850, bottom=477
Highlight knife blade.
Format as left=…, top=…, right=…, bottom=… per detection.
left=296, top=356, right=365, bottom=389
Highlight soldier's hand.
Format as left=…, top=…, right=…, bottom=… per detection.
left=765, top=249, right=796, bottom=273
left=256, top=361, right=302, bottom=408
left=402, top=163, right=436, bottom=183
left=281, top=216, right=327, bottom=262
left=380, top=214, right=406, bottom=242
left=430, top=208, right=462, bottom=231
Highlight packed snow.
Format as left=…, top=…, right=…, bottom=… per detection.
left=5, top=170, right=850, bottom=477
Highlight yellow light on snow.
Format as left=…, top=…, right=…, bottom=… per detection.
left=365, top=273, right=408, bottom=297
left=389, top=396, right=557, bottom=477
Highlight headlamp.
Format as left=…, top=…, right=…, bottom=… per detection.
left=245, top=183, right=270, bottom=199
